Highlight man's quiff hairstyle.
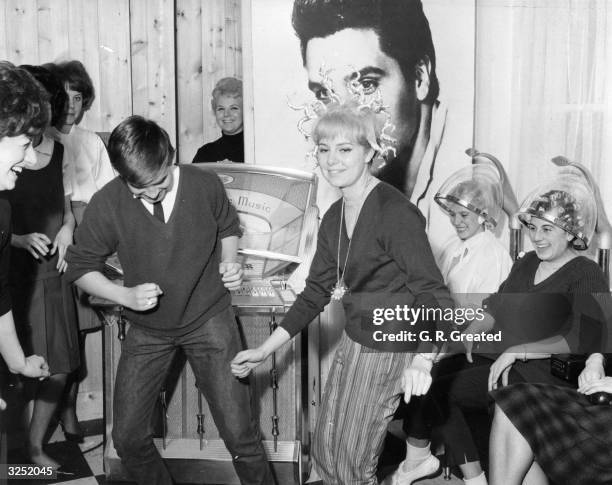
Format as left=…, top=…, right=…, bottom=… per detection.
left=0, top=61, right=50, bottom=139
left=292, top=0, right=439, bottom=102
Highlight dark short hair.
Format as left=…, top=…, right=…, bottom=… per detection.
left=53, top=60, right=95, bottom=111
left=0, top=61, right=50, bottom=140
left=292, top=0, right=439, bottom=102
left=108, top=115, right=175, bottom=187
left=211, top=77, right=243, bottom=109
left=21, top=65, right=67, bottom=127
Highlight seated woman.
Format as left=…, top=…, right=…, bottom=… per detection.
left=7, top=65, right=80, bottom=468
left=490, top=352, right=612, bottom=485
left=396, top=174, right=607, bottom=485
left=231, top=100, right=453, bottom=484
left=435, top=164, right=513, bottom=301
left=390, top=164, right=513, bottom=485
left=192, top=77, right=244, bottom=164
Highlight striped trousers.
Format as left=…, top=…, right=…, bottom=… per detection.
left=312, top=333, right=413, bottom=484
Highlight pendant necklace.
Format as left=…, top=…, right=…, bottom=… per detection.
left=331, top=198, right=353, bottom=301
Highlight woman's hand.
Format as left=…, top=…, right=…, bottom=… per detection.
left=231, top=348, right=268, bottom=378
left=488, top=348, right=522, bottom=390
left=13, top=233, right=51, bottom=259
left=578, top=355, right=606, bottom=388
left=462, top=313, right=494, bottom=363
left=122, top=283, right=163, bottom=311
left=578, top=376, right=612, bottom=395
left=51, top=224, right=73, bottom=273
left=401, top=354, right=433, bottom=403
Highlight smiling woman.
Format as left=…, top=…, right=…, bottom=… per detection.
left=231, top=100, right=453, bottom=484
left=192, top=77, right=244, bottom=164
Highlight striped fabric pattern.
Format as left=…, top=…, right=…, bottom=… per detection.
left=312, top=333, right=413, bottom=484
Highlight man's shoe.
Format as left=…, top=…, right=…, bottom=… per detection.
left=386, top=455, right=440, bottom=485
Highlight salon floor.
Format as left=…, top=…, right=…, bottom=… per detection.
left=6, top=424, right=462, bottom=484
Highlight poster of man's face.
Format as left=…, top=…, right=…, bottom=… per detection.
left=249, top=0, right=475, bottom=213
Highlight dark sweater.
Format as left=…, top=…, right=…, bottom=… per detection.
left=65, top=165, right=242, bottom=335
left=483, top=251, right=612, bottom=383
left=192, top=132, right=244, bottom=164
left=280, top=182, right=453, bottom=351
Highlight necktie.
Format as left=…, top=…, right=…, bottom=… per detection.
left=153, top=201, right=165, bottom=223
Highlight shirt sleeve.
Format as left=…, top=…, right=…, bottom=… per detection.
left=65, top=191, right=119, bottom=283
left=472, top=249, right=513, bottom=295
left=280, top=220, right=337, bottom=338
left=92, top=135, right=116, bottom=190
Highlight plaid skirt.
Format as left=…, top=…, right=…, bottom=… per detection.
left=491, top=382, right=612, bottom=485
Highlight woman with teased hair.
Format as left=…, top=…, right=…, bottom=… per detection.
left=232, top=101, right=453, bottom=484
left=192, top=77, right=244, bottom=164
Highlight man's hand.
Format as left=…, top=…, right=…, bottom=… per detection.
left=231, top=348, right=268, bottom=378
left=401, top=354, right=433, bottom=403
left=219, top=261, right=243, bottom=291
left=13, top=233, right=51, bottom=259
left=488, top=349, right=521, bottom=390
left=123, top=283, right=163, bottom=311
left=20, top=355, right=50, bottom=379
left=51, top=224, right=73, bottom=273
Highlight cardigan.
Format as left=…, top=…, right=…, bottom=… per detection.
left=65, top=165, right=242, bottom=335
left=280, top=182, right=453, bottom=351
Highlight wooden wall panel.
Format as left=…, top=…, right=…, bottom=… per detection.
left=67, top=0, right=104, bottom=131
left=176, top=0, right=205, bottom=163
left=37, top=0, right=70, bottom=63
left=0, top=2, right=7, bottom=58
left=225, top=0, right=242, bottom=78
left=0, top=0, right=244, bottom=420
left=96, top=0, right=132, bottom=131
left=177, top=0, right=243, bottom=163
left=4, top=0, right=39, bottom=64
left=130, top=0, right=176, bottom=143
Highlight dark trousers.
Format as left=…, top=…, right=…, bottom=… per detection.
left=403, top=354, right=524, bottom=465
left=111, top=306, right=274, bottom=485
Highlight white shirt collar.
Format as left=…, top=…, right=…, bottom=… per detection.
left=138, top=165, right=181, bottom=222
